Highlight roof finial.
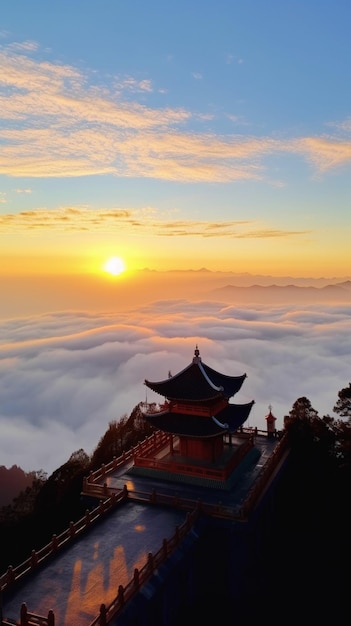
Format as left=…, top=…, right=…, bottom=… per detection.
left=193, top=344, right=201, bottom=363
left=265, top=405, right=276, bottom=422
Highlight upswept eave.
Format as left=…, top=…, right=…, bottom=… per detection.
left=141, top=400, right=255, bottom=438
left=144, top=359, right=247, bottom=402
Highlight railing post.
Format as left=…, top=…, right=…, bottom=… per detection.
left=99, top=603, right=107, bottom=626
left=148, top=552, right=154, bottom=571
left=85, top=509, right=91, bottom=525
left=133, top=567, right=140, bottom=588
left=20, top=602, right=28, bottom=626
left=6, top=565, right=15, bottom=586
left=48, top=608, right=55, bottom=626
left=31, top=549, right=38, bottom=567
left=51, top=534, right=58, bottom=551
left=69, top=521, right=75, bottom=538
left=118, top=585, right=125, bottom=606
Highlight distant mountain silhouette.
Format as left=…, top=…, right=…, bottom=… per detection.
left=209, top=281, right=351, bottom=303
left=0, top=465, right=34, bottom=507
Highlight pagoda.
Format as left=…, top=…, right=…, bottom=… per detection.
left=134, top=347, right=255, bottom=484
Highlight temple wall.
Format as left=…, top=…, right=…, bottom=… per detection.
left=179, top=435, right=223, bottom=461
left=113, top=457, right=289, bottom=626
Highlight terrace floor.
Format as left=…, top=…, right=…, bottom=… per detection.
left=2, top=503, right=187, bottom=626
left=1, top=434, right=282, bottom=625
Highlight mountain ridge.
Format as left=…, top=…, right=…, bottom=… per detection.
left=209, top=280, right=351, bottom=303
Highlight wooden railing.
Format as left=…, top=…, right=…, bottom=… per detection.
left=0, top=430, right=289, bottom=626
left=84, top=429, right=281, bottom=489
left=0, top=487, right=128, bottom=596
left=132, top=435, right=254, bottom=481
left=85, top=432, right=287, bottom=626
left=1, top=432, right=288, bottom=596
left=88, top=509, right=199, bottom=626
left=241, top=431, right=289, bottom=516
left=1, top=503, right=199, bottom=626
left=86, top=431, right=171, bottom=484
left=82, top=432, right=289, bottom=523
left=1, top=602, right=55, bottom=625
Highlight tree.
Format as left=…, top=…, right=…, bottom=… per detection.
left=90, top=418, right=128, bottom=468
left=90, top=404, right=155, bottom=469
left=284, top=396, right=319, bottom=423
left=68, top=448, right=90, bottom=468
left=283, top=396, right=319, bottom=447
left=333, top=382, right=351, bottom=420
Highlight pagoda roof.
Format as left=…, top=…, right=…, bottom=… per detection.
left=142, top=401, right=255, bottom=438
left=145, top=347, right=247, bottom=402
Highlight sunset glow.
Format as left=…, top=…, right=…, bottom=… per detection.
left=0, top=2, right=350, bottom=282
left=0, top=2, right=350, bottom=478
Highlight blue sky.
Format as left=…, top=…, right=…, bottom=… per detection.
left=1, top=2, right=351, bottom=474
left=0, top=0, right=350, bottom=276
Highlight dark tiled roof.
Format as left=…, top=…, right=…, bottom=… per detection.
left=142, top=401, right=254, bottom=437
left=145, top=361, right=247, bottom=402
left=217, top=401, right=255, bottom=430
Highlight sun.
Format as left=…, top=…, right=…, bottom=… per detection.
left=103, top=256, right=126, bottom=276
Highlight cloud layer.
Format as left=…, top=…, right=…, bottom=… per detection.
left=1, top=43, right=351, bottom=182
left=0, top=297, right=349, bottom=475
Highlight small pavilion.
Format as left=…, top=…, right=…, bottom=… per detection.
left=265, top=405, right=277, bottom=438
left=132, top=347, right=255, bottom=485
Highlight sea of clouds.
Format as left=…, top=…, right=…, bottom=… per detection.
left=0, top=298, right=350, bottom=475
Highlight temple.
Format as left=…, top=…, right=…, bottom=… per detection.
left=1, top=347, right=294, bottom=626
left=133, top=346, right=255, bottom=485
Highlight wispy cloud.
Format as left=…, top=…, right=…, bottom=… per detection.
left=294, top=137, right=351, bottom=171
left=0, top=43, right=350, bottom=182
left=0, top=206, right=310, bottom=239
left=114, top=77, right=154, bottom=93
